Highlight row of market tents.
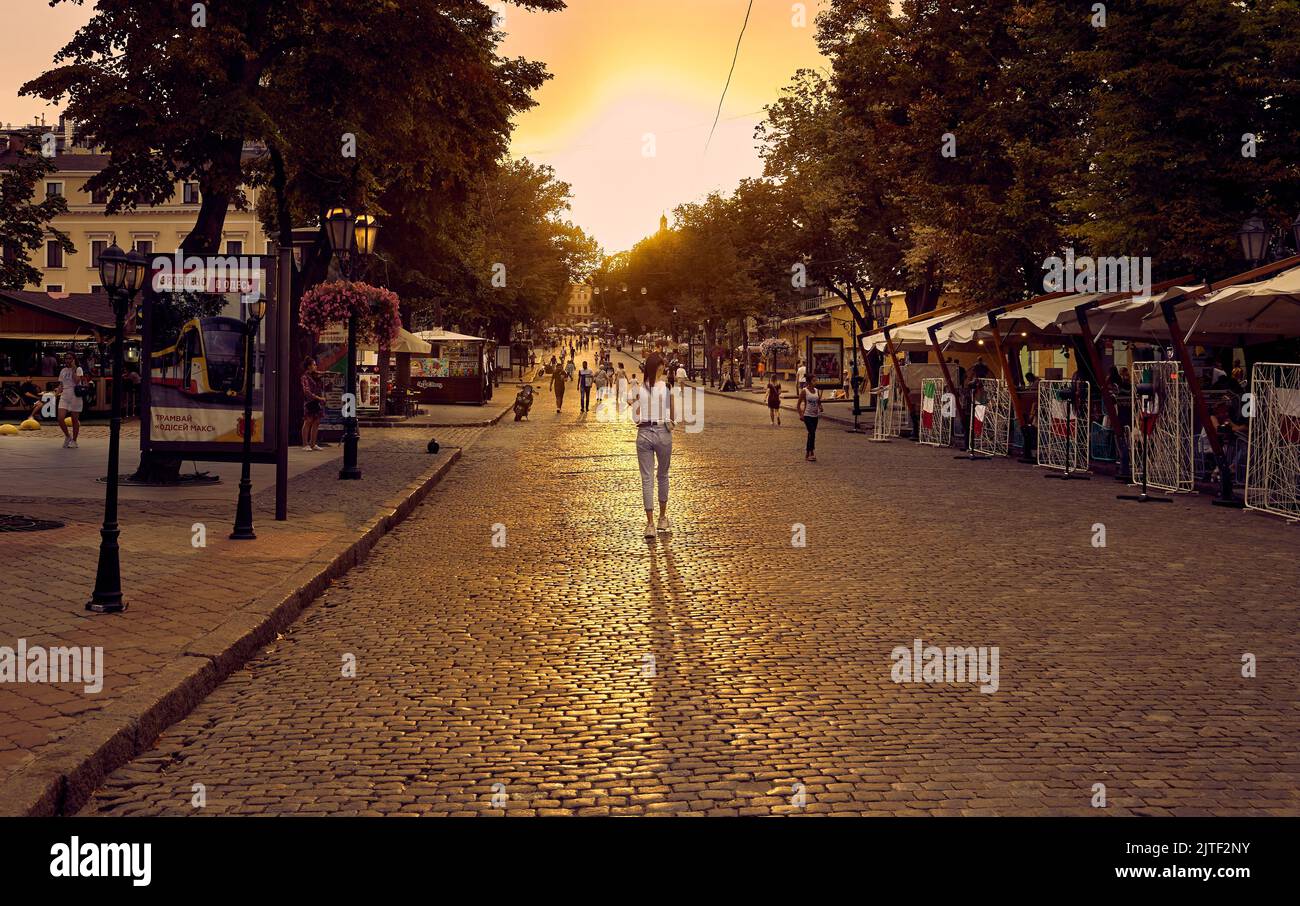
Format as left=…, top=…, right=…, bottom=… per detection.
left=858, top=257, right=1300, bottom=522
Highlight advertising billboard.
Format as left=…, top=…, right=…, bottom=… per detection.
left=140, top=255, right=280, bottom=459
left=807, top=336, right=845, bottom=389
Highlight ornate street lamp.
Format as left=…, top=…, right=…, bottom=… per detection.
left=324, top=208, right=379, bottom=480
left=87, top=244, right=147, bottom=613
left=870, top=294, right=893, bottom=328
left=231, top=296, right=270, bottom=539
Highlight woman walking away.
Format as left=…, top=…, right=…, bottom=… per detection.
left=57, top=352, right=86, bottom=448
left=551, top=359, right=568, bottom=413
left=766, top=375, right=782, bottom=426
left=798, top=374, right=821, bottom=462
left=631, top=354, right=675, bottom=538
left=301, top=357, right=327, bottom=451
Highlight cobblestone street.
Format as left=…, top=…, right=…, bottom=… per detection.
left=85, top=369, right=1300, bottom=817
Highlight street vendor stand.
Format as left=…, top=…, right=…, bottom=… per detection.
left=410, top=329, right=489, bottom=406
left=0, top=290, right=142, bottom=418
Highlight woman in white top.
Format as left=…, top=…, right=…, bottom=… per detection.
left=797, top=374, right=822, bottom=462
left=57, top=352, right=87, bottom=449
left=630, top=355, right=676, bottom=538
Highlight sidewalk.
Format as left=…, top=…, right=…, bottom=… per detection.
left=0, top=420, right=486, bottom=815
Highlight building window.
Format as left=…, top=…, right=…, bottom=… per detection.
left=183, top=182, right=200, bottom=204
left=90, top=285, right=103, bottom=294
left=46, top=242, right=64, bottom=268
left=46, top=285, right=63, bottom=293
left=91, top=239, right=107, bottom=267
left=45, top=182, right=63, bottom=199
left=226, top=240, right=243, bottom=256
left=133, top=239, right=153, bottom=255
left=91, top=187, right=109, bottom=205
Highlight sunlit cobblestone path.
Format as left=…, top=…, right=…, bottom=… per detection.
left=85, top=375, right=1300, bottom=816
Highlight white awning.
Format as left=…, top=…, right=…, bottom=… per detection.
left=415, top=329, right=486, bottom=343
left=1151, top=268, right=1300, bottom=342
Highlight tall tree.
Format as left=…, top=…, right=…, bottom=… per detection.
left=0, top=137, right=73, bottom=290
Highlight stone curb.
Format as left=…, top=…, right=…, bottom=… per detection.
left=0, top=445, right=469, bottom=817
left=357, top=396, right=519, bottom=430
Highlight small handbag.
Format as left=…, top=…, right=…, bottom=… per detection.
left=74, top=384, right=89, bottom=399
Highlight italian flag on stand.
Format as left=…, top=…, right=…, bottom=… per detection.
left=921, top=382, right=936, bottom=430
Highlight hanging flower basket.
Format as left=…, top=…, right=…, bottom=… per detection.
left=759, top=337, right=791, bottom=357
left=299, top=280, right=401, bottom=347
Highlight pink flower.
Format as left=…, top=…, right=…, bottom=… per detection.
left=300, top=280, right=402, bottom=346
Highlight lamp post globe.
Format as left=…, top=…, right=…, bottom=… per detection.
left=1237, top=213, right=1269, bottom=265
left=98, top=242, right=128, bottom=291
left=354, top=213, right=379, bottom=257
left=325, top=206, right=356, bottom=257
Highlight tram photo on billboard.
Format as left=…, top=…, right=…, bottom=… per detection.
left=139, top=255, right=279, bottom=458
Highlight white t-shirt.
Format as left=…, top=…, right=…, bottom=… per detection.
left=630, top=380, right=673, bottom=425
left=796, top=365, right=807, bottom=386
left=675, top=365, right=688, bottom=383
left=59, top=366, right=83, bottom=399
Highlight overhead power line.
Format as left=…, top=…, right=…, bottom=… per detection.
left=705, top=0, right=754, bottom=154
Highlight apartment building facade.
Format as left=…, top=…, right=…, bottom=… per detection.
left=1, top=116, right=267, bottom=294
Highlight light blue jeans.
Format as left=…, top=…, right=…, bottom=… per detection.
left=636, top=424, right=672, bottom=512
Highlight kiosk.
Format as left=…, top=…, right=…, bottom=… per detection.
left=410, top=329, right=489, bottom=406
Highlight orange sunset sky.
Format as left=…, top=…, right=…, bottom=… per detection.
left=1, top=0, right=828, bottom=252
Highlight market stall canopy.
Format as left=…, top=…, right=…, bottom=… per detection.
left=415, top=329, right=486, bottom=343
left=1143, top=267, right=1300, bottom=345
left=864, top=306, right=963, bottom=353
left=1057, top=284, right=1206, bottom=342
left=0, top=290, right=141, bottom=339
left=376, top=328, right=431, bottom=354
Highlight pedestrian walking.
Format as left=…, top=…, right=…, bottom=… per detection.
left=674, top=361, right=688, bottom=386
left=578, top=360, right=594, bottom=413
left=57, top=352, right=86, bottom=448
left=593, top=366, right=608, bottom=409
left=551, top=360, right=568, bottom=413
left=301, top=356, right=327, bottom=451
left=796, top=360, right=807, bottom=390
left=565, top=358, right=576, bottom=382
left=630, top=354, right=675, bottom=538
left=766, top=375, right=782, bottom=426
left=797, top=375, right=821, bottom=462
left=615, top=362, right=629, bottom=413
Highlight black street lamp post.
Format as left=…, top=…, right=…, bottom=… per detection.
left=231, top=296, right=270, bottom=539
left=87, top=243, right=147, bottom=613
left=324, top=208, right=379, bottom=481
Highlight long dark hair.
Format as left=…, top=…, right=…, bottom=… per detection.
left=644, top=355, right=661, bottom=387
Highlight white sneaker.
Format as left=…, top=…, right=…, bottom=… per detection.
left=68, top=440, right=78, bottom=449
left=62, top=438, right=70, bottom=448
left=657, top=514, right=671, bottom=533
left=311, top=445, right=322, bottom=451
left=302, top=445, right=313, bottom=452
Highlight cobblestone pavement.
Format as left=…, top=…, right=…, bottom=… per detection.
left=84, top=372, right=1299, bottom=816
left=0, top=425, right=482, bottom=789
